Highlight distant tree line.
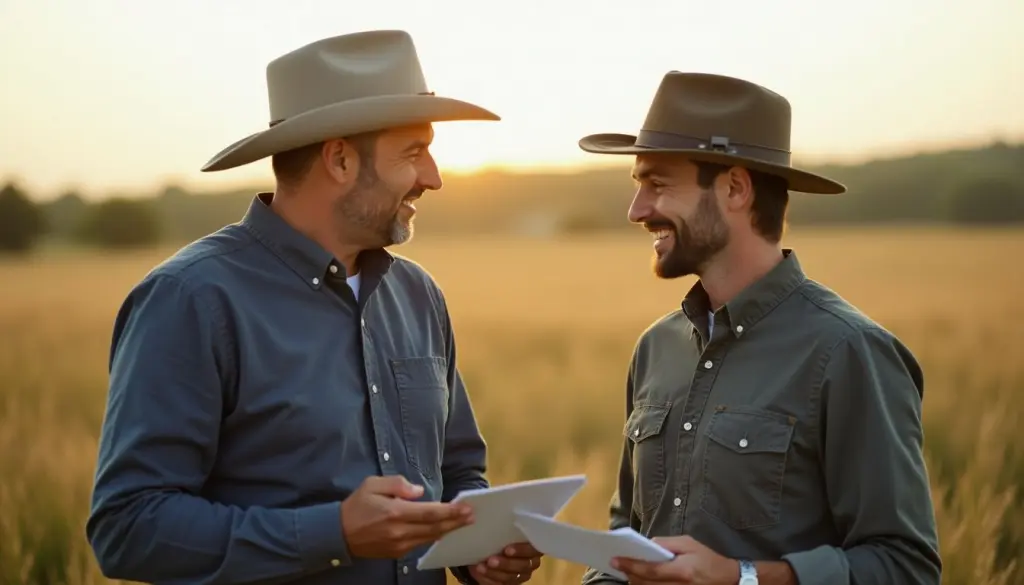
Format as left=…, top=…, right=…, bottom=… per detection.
left=1, top=141, right=1022, bottom=255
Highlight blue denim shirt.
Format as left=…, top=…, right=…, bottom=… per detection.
left=87, top=193, right=488, bottom=585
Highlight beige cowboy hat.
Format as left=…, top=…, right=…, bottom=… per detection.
left=578, top=71, right=846, bottom=194
left=200, top=30, right=499, bottom=172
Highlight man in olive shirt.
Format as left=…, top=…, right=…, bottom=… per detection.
left=574, top=72, right=941, bottom=585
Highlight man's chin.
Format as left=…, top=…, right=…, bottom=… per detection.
left=387, top=220, right=414, bottom=246
left=651, top=251, right=695, bottom=280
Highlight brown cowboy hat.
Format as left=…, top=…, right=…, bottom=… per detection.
left=578, top=71, right=846, bottom=194
left=200, top=30, right=499, bottom=172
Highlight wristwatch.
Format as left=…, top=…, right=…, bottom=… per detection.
left=738, top=559, right=758, bottom=585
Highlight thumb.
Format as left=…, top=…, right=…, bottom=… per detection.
left=365, top=475, right=424, bottom=499
left=653, top=535, right=699, bottom=554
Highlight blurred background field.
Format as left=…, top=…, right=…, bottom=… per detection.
left=2, top=202, right=1023, bottom=584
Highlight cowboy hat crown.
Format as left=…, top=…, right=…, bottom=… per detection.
left=578, top=71, right=845, bottom=194
left=201, top=30, right=499, bottom=172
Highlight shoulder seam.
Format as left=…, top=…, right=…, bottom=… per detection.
left=155, top=229, right=255, bottom=280
left=796, top=282, right=863, bottom=333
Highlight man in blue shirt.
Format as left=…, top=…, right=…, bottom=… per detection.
left=86, top=30, right=543, bottom=585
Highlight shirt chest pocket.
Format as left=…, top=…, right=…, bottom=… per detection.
left=699, top=406, right=796, bottom=530
left=390, top=356, right=450, bottom=481
left=624, top=403, right=672, bottom=517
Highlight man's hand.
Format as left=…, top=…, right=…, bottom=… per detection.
left=468, top=543, right=544, bottom=584
left=340, top=475, right=474, bottom=559
left=611, top=535, right=738, bottom=585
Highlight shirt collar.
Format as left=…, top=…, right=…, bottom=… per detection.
left=240, top=192, right=394, bottom=290
left=681, top=249, right=806, bottom=340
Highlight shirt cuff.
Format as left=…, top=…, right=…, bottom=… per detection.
left=781, top=544, right=850, bottom=585
left=296, top=502, right=351, bottom=569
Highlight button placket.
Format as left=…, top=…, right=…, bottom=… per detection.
left=673, top=348, right=726, bottom=534
left=360, top=308, right=393, bottom=474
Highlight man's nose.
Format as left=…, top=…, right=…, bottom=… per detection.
left=419, top=152, right=442, bottom=191
left=627, top=189, right=650, bottom=224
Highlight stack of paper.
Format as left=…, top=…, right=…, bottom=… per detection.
left=416, top=475, right=587, bottom=570
left=514, top=510, right=674, bottom=581
left=415, top=474, right=674, bottom=580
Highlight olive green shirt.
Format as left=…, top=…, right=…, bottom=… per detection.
left=581, top=250, right=941, bottom=585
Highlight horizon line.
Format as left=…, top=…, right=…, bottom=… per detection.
left=6, top=135, right=1021, bottom=203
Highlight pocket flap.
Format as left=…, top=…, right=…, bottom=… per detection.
left=623, top=404, right=671, bottom=442
left=706, top=407, right=795, bottom=454
left=390, top=356, right=448, bottom=390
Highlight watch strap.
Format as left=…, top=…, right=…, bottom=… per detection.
left=738, top=559, right=758, bottom=584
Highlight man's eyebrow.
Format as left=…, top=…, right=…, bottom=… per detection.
left=404, top=140, right=431, bottom=153
left=631, top=165, right=665, bottom=181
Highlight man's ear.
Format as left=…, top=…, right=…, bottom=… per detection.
left=322, top=139, right=358, bottom=185
left=724, top=166, right=755, bottom=212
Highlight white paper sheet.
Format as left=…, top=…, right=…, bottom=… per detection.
left=513, top=510, right=674, bottom=581
left=415, top=475, right=587, bottom=571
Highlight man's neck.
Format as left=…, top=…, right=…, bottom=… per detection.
left=269, top=189, right=362, bottom=276
left=699, top=240, right=784, bottom=311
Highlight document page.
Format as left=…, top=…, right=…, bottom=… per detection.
left=416, top=474, right=587, bottom=571
left=513, top=510, right=674, bottom=581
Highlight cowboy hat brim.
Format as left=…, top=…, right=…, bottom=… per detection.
left=578, top=133, right=846, bottom=195
left=201, top=93, right=500, bottom=172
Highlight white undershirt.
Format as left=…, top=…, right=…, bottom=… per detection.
left=346, top=272, right=361, bottom=300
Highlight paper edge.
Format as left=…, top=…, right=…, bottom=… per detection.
left=414, top=474, right=588, bottom=571
left=510, top=511, right=675, bottom=576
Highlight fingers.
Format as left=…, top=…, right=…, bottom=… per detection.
left=363, top=475, right=424, bottom=500
left=612, top=556, right=690, bottom=583
left=481, top=555, right=536, bottom=574
left=469, top=563, right=533, bottom=584
left=499, top=542, right=543, bottom=558
left=385, top=522, right=471, bottom=555
left=389, top=499, right=474, bottom=524
left=652, top=535, right=699, bottom=554
left=470, top=549, right=541, bottom=584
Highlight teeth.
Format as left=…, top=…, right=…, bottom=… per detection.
left=653, top=229, right=671, bottom=240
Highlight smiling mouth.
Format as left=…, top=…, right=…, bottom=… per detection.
left=646, top=225, right=673, bottom=241
left=401, top=194, right=421, bottom=211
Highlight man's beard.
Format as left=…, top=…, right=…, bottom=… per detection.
left=649, top=188, right=729, bottom=279
left=334, top=168, right=421, bottom=247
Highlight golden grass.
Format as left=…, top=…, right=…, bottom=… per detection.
left=1, top=226, right=1022, bottom=585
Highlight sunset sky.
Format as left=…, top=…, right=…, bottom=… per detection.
left=2, top=0, right=1021, bottom=201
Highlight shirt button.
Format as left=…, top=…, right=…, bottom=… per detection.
left=673, top=497, right=682, bottom=507
left=683, top=422, right=693, bottom=431
left=371, top=384, right=378, bottom=393
left=312, top=277, right=320, bottom=285
left=736, top=325, right=744, bottom=333
left=402, top=566, right=409, bottom=575
left=633, top=428, right=639, bottom=436
left=383, top=452, right=390, bottom=462
left=360, top=318, right=366, bottom=327
left=704, top=360, right=713, bottom=369
left=330, top=559, right=340, bottom=567
left=329, top=265, right=338, bottom=274
left=739, top=438, right=748, bottom=448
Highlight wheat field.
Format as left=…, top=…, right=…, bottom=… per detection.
left=1, top=227, right=1022, bottom=585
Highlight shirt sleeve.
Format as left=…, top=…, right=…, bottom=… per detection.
left=433, top=291, right=488, bottom=585
left=86, top=272, right=351, bottom=585
left=580, top=355, right=640, bottom=585
left=781, top=325, right=942, bottom=585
